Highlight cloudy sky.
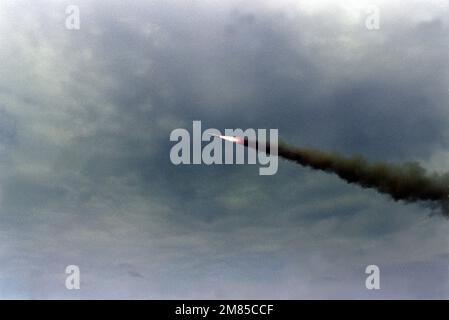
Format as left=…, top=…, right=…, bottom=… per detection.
left=1, top=0, right=449, bottom=299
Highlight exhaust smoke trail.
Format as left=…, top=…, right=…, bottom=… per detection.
left=238, top=137, right=449, bottom=214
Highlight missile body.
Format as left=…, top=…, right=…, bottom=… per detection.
left=207, top=134, right=274, bottom=155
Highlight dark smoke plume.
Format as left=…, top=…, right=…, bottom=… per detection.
left=248, top=139, right=449, bottom=214
left=278, top=142, right=449, bottom=214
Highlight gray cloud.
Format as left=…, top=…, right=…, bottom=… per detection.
left=0, top=0, right=448, bottom=298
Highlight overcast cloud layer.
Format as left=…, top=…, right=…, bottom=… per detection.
left=0, top=0, right=449, bottom=298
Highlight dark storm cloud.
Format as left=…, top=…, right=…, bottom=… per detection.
left=0, top=0, right=448, bottom=298
left=69, top=0, right=449, bottom=165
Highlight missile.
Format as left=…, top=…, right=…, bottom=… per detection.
left=207, top=133, right=242, bottom=144
left=207, top=133, right=273, bottom=154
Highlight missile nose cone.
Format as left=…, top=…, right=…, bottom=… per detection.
left=206, top=133, right=242, bottom=144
